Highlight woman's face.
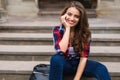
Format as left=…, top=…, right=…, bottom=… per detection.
left=65, top=7, right=80, bottom=27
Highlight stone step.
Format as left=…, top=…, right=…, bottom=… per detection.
left=0, top=26, right=120, bottom=34
left=0, top=33, right=119, bottom=41
left=38, top=1, right=96, bottom=10
left=39, top=9, right=97, bottom=18
left=0, top=61, right=119, bottom=80
left=38, top=1, right=97, bottom=18
left=1, top=28, right=120, bottom=34
left=0, top=45, right=119, bottom=62
left=0, top=33, right=119, bottom=46
left=0, top=18, right=120, bottom=34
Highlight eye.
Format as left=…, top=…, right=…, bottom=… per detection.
left=67, top=12, right=72, bottom=16
left=74, top=15, right=80, bottom=19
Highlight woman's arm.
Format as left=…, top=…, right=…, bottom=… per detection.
left=74, top=58, right=87, bottom=80
left=59, top=14, right=71, bottom=52
left=59, top=27, right=70, bottom=52
left=74, top=39, right=91, bottom=80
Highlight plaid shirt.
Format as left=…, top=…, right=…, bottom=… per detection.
left=53, top=25, right=91, bottom=59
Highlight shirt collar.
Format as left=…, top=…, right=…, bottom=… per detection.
left=59, top=24, right=65, bottom=33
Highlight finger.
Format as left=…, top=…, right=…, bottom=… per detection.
left=60, top=14, right=66, bottom=23
left=62, top=14, right=67, bottom=19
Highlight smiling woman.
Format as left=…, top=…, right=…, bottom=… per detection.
left=61, top=7, right=80, bottom=28
left=49, top=1, right=111, bottom=80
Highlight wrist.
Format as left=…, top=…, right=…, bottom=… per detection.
left=74, top=74, right=81, bottom=80
left=65, top=26, right=70, bottom=30
left=74, top=77, right=80, bottom=80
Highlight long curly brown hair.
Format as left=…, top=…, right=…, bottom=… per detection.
left=61, top=1, right=91, bottom=55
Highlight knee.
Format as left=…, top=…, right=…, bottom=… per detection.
left=94, top=63, right=111, bottom=80
left=97, top=63, right=109, bottom=72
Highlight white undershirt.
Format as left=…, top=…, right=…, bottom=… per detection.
left=68, top=47, right=76, bottom=55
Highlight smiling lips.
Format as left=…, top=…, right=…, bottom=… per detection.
left=67, top=20, right=76, bottom=26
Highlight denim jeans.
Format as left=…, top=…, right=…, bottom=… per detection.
left=49, top=53, right=111, bottom=80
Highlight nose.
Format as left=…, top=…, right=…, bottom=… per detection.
left=69, top=16, right=74, bottom=21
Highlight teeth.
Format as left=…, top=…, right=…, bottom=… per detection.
left=67, top=20, right=75, bottom=25
left=68, top=21, right=74, bottom=24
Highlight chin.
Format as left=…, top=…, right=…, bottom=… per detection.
left=70, top=24, right=77, bottom=27
left=70, top=26, right=74, bottom=27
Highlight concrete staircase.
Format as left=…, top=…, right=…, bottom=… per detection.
left=38, top=1, right=97, bottom=18
left=0, top=17, right=120, bottom=80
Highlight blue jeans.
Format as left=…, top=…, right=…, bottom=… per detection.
left=49, top=53, right=111, bottom=80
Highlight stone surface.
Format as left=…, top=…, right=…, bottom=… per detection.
left=0, top=33, right=119, bottom=41
left=0, top=61, right=119, bottom=80
left=98, top=0, right=120, bottom=18
left=7, top=0, right=38, bottom=16
left=0, top=45, right=119, bottom=54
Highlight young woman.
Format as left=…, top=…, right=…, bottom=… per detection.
left=49, top=1, right=111, bottom=80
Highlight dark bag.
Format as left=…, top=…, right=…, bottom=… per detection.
left=29, top=64, right=50, bottom=80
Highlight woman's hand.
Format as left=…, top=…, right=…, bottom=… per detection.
left=60, top=14, right=71, bottom=29
left=74, top=58, right=87, bottom=80
left=59, top=14, right=71, bottom=52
